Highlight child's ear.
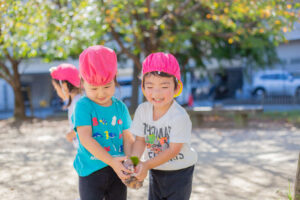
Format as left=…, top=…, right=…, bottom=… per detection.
left=174, top=85, right=180, bottom=95
left=174, top=80, right=183, bottom=98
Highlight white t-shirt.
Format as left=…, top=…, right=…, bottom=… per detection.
left=68, top=94, right=81, bottom=149
left=130, top=101, right=198, bottom=171
left=68, top=94, right=81, bottom=130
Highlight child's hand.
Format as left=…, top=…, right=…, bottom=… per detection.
left=122, top=158, right=144, bottom=189
left=66, top=131, right=75, bottom=143
left=123, top=159, right=134, bottom=174
left=111, top=156, right=132, bottom=180
left=134, top=162, right=149, bottom=181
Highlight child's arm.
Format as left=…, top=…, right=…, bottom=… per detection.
left=131, top=136, right=147, bottom=158
left=77, top=126, right=131, bottom=180
left=122, top=130, right=135, bottom=156
left=135, top=143, right=183, bottom=181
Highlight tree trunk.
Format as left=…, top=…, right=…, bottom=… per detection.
left=130, top=63, right=141, bottom=114
left=0, top=57, right=26, bottom=119
left=12, top=82, right=26, bottom=119
left=295, top=152, right=300, bottom=200
left=11, top=60, right=26, bottom=119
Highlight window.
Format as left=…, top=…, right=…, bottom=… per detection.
left=261, top=74, right=277, bottom=80
left=291, top=58, right=300, bottom=65
left=277, top=74, right=288, bottom=80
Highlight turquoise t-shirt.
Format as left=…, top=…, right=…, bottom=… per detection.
left=73, top=96, right=132, bottom=177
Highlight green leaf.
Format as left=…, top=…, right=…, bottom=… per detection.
left=130, top=156, right=140, bottom=166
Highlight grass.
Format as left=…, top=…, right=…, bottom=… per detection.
left=276, top=183, right=294, bottom=200
left=287, top=183, right=293, bottom=200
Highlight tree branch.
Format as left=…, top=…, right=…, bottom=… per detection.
left=125, top=4, right=143, bottom=53
left=131, top=11, right=153, bottom=54
left=0, top=70, right=13, bottom=86
left=0, top=61, right=12, bottom=78
left=109, top=25, right=142, bottom=69
left=4, top=50, right=21, bottom=66
left=174, top=0, right=193, bottom=16
left=159, top=0, right=193, bottom=22
left=145, top=0, right=151, bottom=19
left=145, top=0, right=156, bottom=50
left=179, top=2, right=203, bottom=16
left=4, top=50, right=21, bottom=87
left=196, top=32, right=234, bottom=40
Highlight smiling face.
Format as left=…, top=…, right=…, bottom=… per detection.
left=83, top=80, right=116, bottom=107
left=143, top=73, right=179, bottom=111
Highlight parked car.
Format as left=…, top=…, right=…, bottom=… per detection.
left=251, top=70, right=300, bottom=98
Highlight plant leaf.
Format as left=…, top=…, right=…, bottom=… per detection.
left=130, top=156, right=139, bottom=166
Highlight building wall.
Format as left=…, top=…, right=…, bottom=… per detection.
left=0, top=79, right=14, bottom=111
left=21, top=74, right=53, bottom=108
left=276, top=40, right=300, bottom=75
left=0, top=58, right=133, bottom=112
left=0, top=74, right=53, bottom=111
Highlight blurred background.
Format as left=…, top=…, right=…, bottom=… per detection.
left=1, top=1, right=300, bottom=200
left=0, top=0, right=299, bottom=120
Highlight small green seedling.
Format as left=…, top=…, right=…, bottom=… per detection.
left=130, top=156, right=139, bottom=167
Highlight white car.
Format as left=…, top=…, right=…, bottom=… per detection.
left=252, top=70, right=300, bottom=98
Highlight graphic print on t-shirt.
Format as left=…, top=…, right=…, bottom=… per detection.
left=99, top=118, right=108, bottom=125
left=87, top=107, right=128, bottom=161
left=93, top=132, right=104, bottom=138
left=111, top=116, right=117, bottom=126
left=92, top=117, right=98, bottom=126
left=143, top=122, right=185, bottom=161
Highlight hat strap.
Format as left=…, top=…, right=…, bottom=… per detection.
left=59, top=80, right=67, bottom=98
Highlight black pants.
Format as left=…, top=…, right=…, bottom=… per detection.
left=79, top=166, right=126, bottom=200
left=148, top=165, right=194, bottom=200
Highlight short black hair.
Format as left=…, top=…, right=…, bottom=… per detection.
left=142, top=71, right=178, bottom=90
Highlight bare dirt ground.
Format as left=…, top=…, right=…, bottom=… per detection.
left=0, top=117, right=299, bottom=200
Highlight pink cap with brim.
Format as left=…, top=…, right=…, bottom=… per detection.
left=79, top=45, right=117, bottom=86
left=142, top=52, right=182, bottom=97
left=50, top=63, right=80, bottom=87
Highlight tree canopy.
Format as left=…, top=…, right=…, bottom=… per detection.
left=0, top=0, right=299, bottom=118
left=94, top=0, right=299, bottom=70
left=0, top=0, right=98, bottom=118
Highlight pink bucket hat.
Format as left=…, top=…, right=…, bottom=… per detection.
left=79, top=45, right=117, bottom=86
left=142, top=52, right=183, bottom=97
left=49, top=63, right=80, bottom=87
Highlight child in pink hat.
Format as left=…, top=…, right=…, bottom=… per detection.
left=50, top=63, right=82, bottom=148
left=72, top=45, right=134, bottom=200
left=129, top=52, right=198, bottom=200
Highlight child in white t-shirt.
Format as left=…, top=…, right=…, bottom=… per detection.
left=130, top=52, right=197, bottom=200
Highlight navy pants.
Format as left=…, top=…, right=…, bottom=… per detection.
left=79, top=166, right=126, bottom=200
left=148, top=165, right=195, bottom=200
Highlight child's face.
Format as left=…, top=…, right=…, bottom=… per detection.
left=83, top=80, right=115, bottom=107
left=52, top=80, right=68, bottom=101
left=143, top=74, right=179, bottom=110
